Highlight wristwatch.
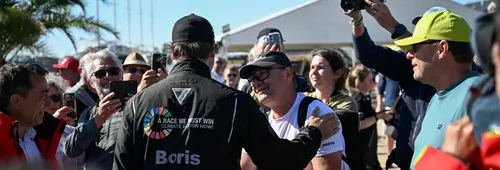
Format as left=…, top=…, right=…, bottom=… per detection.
left=391, top=24, right=407, bottom=40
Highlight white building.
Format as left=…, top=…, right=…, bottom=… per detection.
left=216, top=0, right=484, bottom=65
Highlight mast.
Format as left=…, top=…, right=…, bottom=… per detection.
left=127, top=0, right=132, bottom=47
left=139, top=0, right=143, bottom=50
left=150, top=0, right=154, bottom=52
left=96, top=0, right=101, bottom=46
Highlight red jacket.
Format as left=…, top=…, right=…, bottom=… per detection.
left=0, top=112, right=66, bottom=168
left=414, top=130, right=500, bottom=170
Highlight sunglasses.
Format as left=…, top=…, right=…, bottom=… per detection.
left=247, top=67, right=286, bottom=83
left=49, top=94, right=61, bottom=102
left=226, top=73, right=237, bottom=78
left=92, top=67, right=121, bottom=79
left=125, top=67, right=148, bottom=74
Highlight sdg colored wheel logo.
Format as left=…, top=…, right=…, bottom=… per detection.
left=143, top=107, right=173, bottom=139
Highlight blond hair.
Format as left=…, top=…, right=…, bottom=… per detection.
left=346, top=65, right=371, bottom=92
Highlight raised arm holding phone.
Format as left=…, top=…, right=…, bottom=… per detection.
left=342, top=1, right=437, bottom=169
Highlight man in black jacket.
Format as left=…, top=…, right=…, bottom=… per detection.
left=113, top=13, right=340, bottom=170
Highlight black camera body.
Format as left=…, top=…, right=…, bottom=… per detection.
left=340, top=0, right=386, bottom=12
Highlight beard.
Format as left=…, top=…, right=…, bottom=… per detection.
left=96, top=86, right=111, bottom=98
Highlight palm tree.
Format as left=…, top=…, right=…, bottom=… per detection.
left=0, top=0, right=119, bottom=60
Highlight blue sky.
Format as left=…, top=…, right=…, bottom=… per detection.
left=45, top=0, right=477, bottom=58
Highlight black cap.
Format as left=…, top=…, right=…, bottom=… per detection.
left=239, top=51, right=292, bottom=79
left=172, top=14, right=214, bottom=44
left=257, top=28, right=283, bottom=40
left=411, top=17, right=422, bottom=25
left=471, top=13, right=495, bottom=74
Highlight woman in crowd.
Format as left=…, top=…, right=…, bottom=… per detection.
left=44, top=73, right=84, bottom=169
left=346, top=65, right=391, bottom=170
left=305, top=48, right=358, bottom=111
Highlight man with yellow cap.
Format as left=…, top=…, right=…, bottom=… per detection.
left=393, top=10, right=480, bottom=169
left=122, top=52, right=167, bottom=92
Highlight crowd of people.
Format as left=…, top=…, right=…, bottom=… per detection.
left=0, top=0, right=499, bottom=169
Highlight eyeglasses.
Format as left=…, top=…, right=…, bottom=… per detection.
left=411, top=40, right=440, bottom=53
left=247, top=67, right=286, bottom=83
left=125, top=67, right=147, bottom=74
left=49, top=94, right=61, bottom=102
left=92, top=67, right=121, bottom=79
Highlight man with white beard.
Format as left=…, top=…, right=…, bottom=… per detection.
left=63, top=50, right=132, bottom=170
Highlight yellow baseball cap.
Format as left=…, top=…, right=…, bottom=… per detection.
left=395, top=10, right=471, bottom=50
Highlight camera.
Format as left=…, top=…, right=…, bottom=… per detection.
left=340, top=0, right=386, bottom=12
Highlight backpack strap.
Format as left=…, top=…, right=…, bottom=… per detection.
left=297, top=96, right=317, bottom=128
left=297, top=96, right=351, bottom=167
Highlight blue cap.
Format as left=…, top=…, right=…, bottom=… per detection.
left=412, top=7, right=448, bottom=25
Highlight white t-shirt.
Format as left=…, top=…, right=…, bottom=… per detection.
left=244, top=93, right=350, bottom=170
left=211, top=70, right=225, bottom=83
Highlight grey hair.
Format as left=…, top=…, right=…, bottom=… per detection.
left=82, top=49, right=123, bottom=79
left=45, top=72, right=66, bottom=94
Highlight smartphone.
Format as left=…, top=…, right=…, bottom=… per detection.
left=151, top=53, right=165, bottom=73
left=110, top=80, right=138, bottom=105
left=268, top=32, right=282, bottom=50
left=62, top=92, right=77, bottom=120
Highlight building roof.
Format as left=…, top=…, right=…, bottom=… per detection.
left=217, top=0, right=484, bottom=46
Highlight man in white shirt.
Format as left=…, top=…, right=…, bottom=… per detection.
left=239, top=51, right=350, bottom=170
left=211, top=56, right=226, bottom=83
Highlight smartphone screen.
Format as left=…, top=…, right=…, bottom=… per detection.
left=268, top=32, right=282, bottom=50
left=151, top=53, right=164, bottom=73
left=62, top=93, right=77, bottom=120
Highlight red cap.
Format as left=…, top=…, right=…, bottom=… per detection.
left=53, top=57, right=79, bottom=73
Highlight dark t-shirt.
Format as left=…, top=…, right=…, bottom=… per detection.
left=352, top=92, right=379, bottom=166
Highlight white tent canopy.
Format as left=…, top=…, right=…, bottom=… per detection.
left=217, top=0, right=483, bottom=46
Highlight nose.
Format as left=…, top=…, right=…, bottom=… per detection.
left=406, top=51, right=415, bottom=60
left=250, top=79, right=263, bottom=88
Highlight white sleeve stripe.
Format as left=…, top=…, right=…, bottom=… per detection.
left=228, top=98, right=238, bottom=143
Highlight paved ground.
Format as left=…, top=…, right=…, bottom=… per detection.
left=376, top=120, right=401, bottom=170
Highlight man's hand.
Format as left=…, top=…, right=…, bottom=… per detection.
left=345, top=10, right=362, bottom=19
left=441, top=116, right=480, bottom=160
left=306, top=106, right=341, bottom=141
left=95, top=92, right=121, bottom=128
left=138, top=70, right=161, bottom=91
left=363, top=0, right=399, bottom=33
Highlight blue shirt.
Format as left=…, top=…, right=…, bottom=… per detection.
left=410, top=72, right=480, bottom=169
left=377, top=75, right=401, bottom=108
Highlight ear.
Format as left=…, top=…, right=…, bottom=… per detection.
left=209, top=51, right=215, bottom=60
left=437, top=40, right=449, bottom=59
left=10, top=94, right=22, bottom=108
left=333, top=69, right=343, bottom=79
left=285, top=67, right=294, bottom=80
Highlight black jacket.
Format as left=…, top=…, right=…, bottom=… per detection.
left=113, top=59, right=323, bottom=170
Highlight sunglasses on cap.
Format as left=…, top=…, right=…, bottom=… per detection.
left=92, top=67, right=121, bottom=79
left=125, top=67, right=148, bottom=74
left=49, top=94, right=61, bottom=102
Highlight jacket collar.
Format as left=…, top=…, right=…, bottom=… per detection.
left=169, top=59, right=211, bottom=78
